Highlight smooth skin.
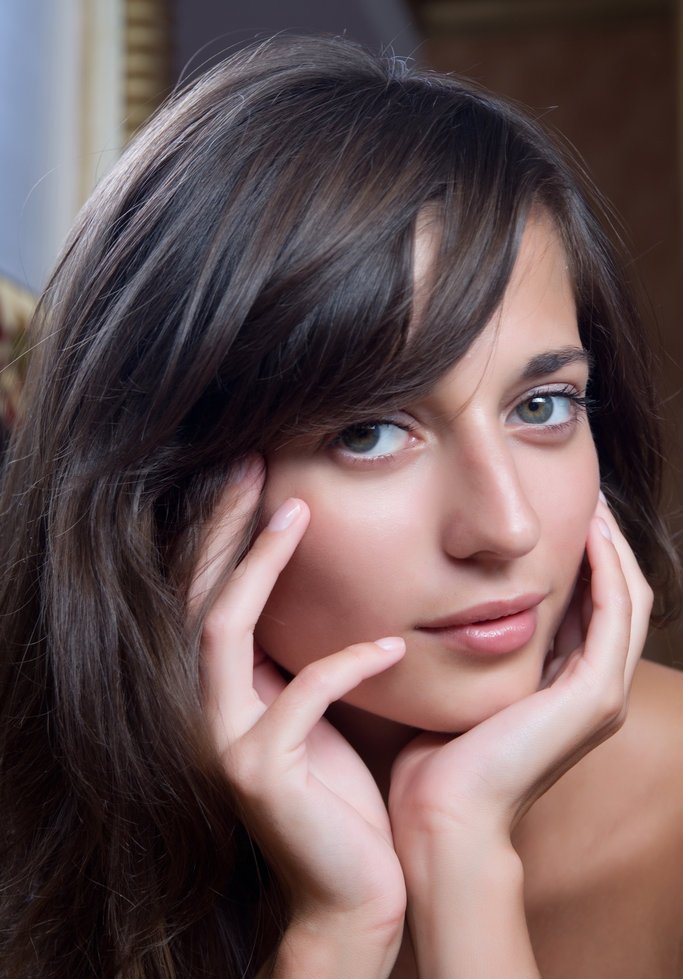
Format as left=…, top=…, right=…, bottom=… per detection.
left=190, top=217, right=672, bottom=978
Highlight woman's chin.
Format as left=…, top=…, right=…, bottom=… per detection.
left=341, top=674, right=542, bottom=736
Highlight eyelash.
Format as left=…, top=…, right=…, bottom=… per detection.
left=328, top=386, right=592, bottom=467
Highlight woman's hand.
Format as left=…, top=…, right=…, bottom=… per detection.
left=189, top=459, right=407, bottom=977
left=388, top=497, right=653, bottom=978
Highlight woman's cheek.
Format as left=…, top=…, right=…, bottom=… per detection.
left=256, top=468, right=418, bottom=671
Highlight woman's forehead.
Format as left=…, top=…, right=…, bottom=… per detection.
left=409, top=214, right=579, bottom=399
left=411, top=205, right=571, bottom=334
left=411, top=212, right=442, bottom=329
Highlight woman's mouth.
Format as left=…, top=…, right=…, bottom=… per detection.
left=417, top=595, right=545, bottom=657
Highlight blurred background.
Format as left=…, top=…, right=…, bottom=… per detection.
left=1, top=0, right=681, bottom=661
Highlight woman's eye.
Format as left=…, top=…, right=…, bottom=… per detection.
left=333, top=422, right=412, bottom=458
left=513, top=392, right=577, bottom=427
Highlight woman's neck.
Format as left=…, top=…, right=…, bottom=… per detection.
left=325, top=701, right=419, bottom=801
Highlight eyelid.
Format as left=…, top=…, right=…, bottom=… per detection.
left=326, top=411, right=416, bottom=442
left=511, top=382, right=586, bottom=407
left=331, top=417, right=417, bottom=442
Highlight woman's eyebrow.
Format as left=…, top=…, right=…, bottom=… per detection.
left=521, top=346, right=593, bottom=381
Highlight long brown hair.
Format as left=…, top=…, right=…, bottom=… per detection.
left=0, top=33, right=678, bottom=978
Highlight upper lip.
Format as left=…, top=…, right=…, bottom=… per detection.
left=417, top=593, right=546, bottom=630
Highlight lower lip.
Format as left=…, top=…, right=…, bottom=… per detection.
left=420, top=608, right=539, bottom=656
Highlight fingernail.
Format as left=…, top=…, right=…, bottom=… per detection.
left=596, top=516, right=612, bottom=541
left=268, top=498, right=303, bottom=531
left=374, top=636, right=406, bottom=652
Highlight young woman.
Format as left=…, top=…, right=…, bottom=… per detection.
left=1, top=33, right=681, bottom=979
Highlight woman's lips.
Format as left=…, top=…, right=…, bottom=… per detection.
left=417, top=595, right=544, bottom=656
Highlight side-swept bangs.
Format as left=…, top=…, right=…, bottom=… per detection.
left=168, top=56, right=566, bottom=455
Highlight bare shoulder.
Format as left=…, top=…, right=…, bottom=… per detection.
left=542, top=656, right=683, bottom=852
left=616, top=657, right=683, bottom=843
left=630, top=654, right=683, bottom=719
left=520, top=657, right=683, bottom=838
left=517, top=658, right=683, bottom=977
left=623, top=657, right=683, bottom=796
left=630, top=654, right=683, bottom=710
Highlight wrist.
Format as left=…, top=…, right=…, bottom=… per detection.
left=404, top=841, right=540, bottom=979
left=271, top=906, right=403, bottom=979
left=396, top=808, right=514, bottom=892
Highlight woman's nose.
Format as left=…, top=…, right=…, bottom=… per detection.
left=440, top=435, right=541, bottom=562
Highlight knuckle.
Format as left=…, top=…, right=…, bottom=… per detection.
left=611, top=588, right=632, bottom=619
left=601, top=704, right=627, bottom=739
left=639, top=580, right=654, bottom=612
left=224, top=739, right=267, bottom=792
left=574, top=664, right=625, bottom=728
left=296, top=661, right=330, bottom=695
left=201, top=610, right=227, bottom=646
left=202, top=608, right=239, bottom=647
left=613, top=703, right=628, bottom=731
left=592, top=680, right=625, bottom=726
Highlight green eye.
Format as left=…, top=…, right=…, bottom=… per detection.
left=515, top=394, right=573, bottom=426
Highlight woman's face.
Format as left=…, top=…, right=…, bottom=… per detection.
left=256, top=215, right=600, bottom=733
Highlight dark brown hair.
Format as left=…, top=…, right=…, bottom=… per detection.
left=0, top=33, right=678, bottom=978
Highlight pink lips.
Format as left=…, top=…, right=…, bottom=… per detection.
left=417, top=594, right=545, bottom=657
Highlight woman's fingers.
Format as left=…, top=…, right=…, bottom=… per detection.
left=546, top=499, right=652, bottom=748
left=251, top=638, right=406, bottom=754
left=557, top=514, right=632, bottom=720
left=546, top=565, right=588, bottom=677
left=201, top=496, right=311, bottom=740
left=252, top=647, right=288, bottom=706
left=510, top=513, right=644, bottom=805
left=206, top=497, right=310, bottom=640
left=496, top=513, right=643, bottom=793
left=550, top=497, right=652, bottom=699
left=188, top=455, right=265, bottom=612
left=197, top=473, right=406, bottom=765
left=594, top=497, right=653, bottom=687
left=391, top=497, right=655, bottom=840
left=226, top=638, right=405, bottom=809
